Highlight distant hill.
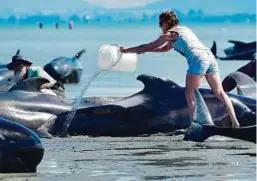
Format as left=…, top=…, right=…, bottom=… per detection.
left=0, top=7, right=255, bottom=25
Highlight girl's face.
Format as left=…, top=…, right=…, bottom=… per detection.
left=159, top=19, right=170, bottom=33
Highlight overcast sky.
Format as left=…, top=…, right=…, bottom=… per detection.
left=0, top=0, right=255, bottom=15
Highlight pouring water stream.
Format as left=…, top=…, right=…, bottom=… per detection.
left=61, top=45, right=131, bottom=137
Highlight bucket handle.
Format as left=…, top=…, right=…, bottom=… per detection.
left=109, top=44, right=123, bottom=68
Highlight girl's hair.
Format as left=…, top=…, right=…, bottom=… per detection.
left=159, top=10, right=179, bottom=27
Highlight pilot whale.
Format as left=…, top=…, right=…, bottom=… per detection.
left=184, top=89, right=256, bottom=143
left=222, top=57, right=256, bottom=93
left=44, top=49, right=86, bottom=83
left=0, top=118, right=44, bottom=173
left=0, top=68, right=14, bottom=81
left=211, top=41, right=256, bottom=60
left=0, top=74, right=255, bottom=138
left=0, top=77, right=101, bottom=138
left=222, top=71, right=256, bottom=99
left=50, top=74, right=256, bottom=137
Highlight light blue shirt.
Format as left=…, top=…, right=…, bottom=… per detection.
left=169, top=25, right=210, bottom=63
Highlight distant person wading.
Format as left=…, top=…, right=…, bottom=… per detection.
left=38, top=22, right=43, bottom=29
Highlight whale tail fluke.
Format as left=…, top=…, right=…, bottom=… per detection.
left=74, top=49, right=86, bottom=59
left=210, top=41, right=217, bottom=58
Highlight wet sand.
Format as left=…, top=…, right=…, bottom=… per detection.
left=2, top=136, right=256, bottom=181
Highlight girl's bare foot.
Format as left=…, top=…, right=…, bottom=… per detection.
left=232, top=121, right=240, bottom=128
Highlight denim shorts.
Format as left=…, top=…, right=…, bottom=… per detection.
left=187, top=50, right=219, bottom=75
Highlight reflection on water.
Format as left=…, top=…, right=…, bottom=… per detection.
left=230, top=153, right=256, bottom=157
left=144, top=174, right=205, bottom=180
left=90, top=170, right=128, bottom=177
left=141, top=157, right=208, bottom=167
left=0, top=173, right=37, bottom=181
left=129, top=150, right=165, bottom=156
left=144, top=176, right=172, bottom=180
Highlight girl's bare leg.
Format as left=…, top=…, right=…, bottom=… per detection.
left=205, top=72, right=240, bottom=128
left=185, top=73, right=204, bottom=120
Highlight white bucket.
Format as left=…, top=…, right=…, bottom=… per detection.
left=98, top=44, right=138, bottom=72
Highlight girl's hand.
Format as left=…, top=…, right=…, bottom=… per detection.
left=137, top=50, right=145, bottom=54
left=40, top=83, right=48, bottom=90
left=120, top=46, right=128, bottom=53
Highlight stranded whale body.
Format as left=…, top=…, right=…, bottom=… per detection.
left=223, top=71, right=256, bottom=99
left=0, top=74, right=255, bottom=138
left=0, top=68, right=14, bottom=82
left=0, top=77, right=101, bottom=138
left=44, top=49, right=86, bottom=83
left=211, top=41, right=256, bottom=60
left=0, top=118, right=44, bottom=173
left=50, top=74, right=256, bottom=137
left=222, top=57, right=256, bottom=94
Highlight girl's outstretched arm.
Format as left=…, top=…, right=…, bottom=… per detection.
left=120, top=36, right=167, bottom=54
left=150, top=42, right=173, bottom=53
left=121, top=31, right=178, bottom=54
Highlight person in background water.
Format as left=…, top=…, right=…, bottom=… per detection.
left=120, top=10, right=240, bottom=128
left=222, top=53, right=256, bottom=92
left=7, top=54, right=65, bottom=97
left=38, top=22, right=43, bottom=29
left=55, top=21, right=59, bottom=29
left=68, top=21, right=74, bottom=30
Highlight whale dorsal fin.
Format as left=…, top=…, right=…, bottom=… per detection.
left=229, top=71, right=256, bottom=99
left=10, top=78, right=50, bottom=92
left=210, top=41, right=217, bottom=58
left=228, top=40, right=246, bottom=46
left=137, top=74, right=180, bottom=92
left=74, top=49, right=86, bottom=59
left=183, top=89, right=214, bottom=142
left=193, top=89, right=214, bottom=125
